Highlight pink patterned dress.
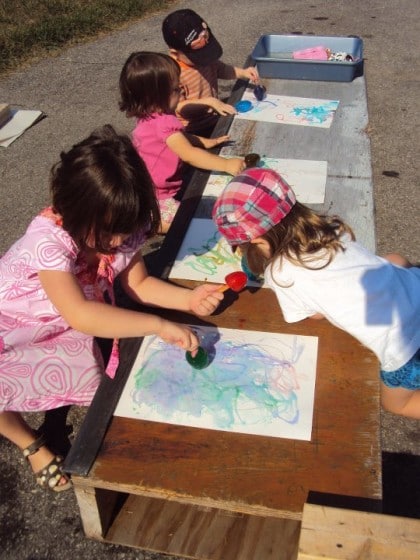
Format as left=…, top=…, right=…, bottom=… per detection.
left=0, top=208, right=146, bottom=412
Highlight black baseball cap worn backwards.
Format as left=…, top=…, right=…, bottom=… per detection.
left=162, top=9, right=223, bottom=66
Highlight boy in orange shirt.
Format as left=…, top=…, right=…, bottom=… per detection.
left=162, top=8, right=259, bottom=136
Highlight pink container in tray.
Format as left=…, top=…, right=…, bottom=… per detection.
left=293, top=46, right=329, bottom=60
left=251, top=34, right=364, bottom=82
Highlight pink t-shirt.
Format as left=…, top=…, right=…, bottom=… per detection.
left=132, top=113, right=184, bottom=200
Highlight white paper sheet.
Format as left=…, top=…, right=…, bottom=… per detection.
left=235, top=91, right=339, bottom=128
left=114, top=326, right=319, bottom=441
left=203, top=157, right=327, bottom=203
left=168, top=218, right=262, bottom=285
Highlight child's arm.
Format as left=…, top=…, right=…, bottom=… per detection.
left=176, top=66, right=259, bottom=118
left=308, top=313, right=325, bottom=320
left=176, top=97, right=237, bottom=117
left=234, top=66, right=260, bottom=83
left=176, top=64, right=258, bottom=117
left=37, top=267, right=215, bottom=353
left=185, top=133, right=231, bottom=150
left=167, top=131, right=245, bottom=176
left=119, top=251, right=224, bottom=317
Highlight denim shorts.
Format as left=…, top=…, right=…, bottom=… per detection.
left=380, top=348, right=420, bottom=390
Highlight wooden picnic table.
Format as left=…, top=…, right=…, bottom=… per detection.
left=64, top=73, right=381, bottom=560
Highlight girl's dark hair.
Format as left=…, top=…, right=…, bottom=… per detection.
left=50, top=124, right=160, bottom=252
left=119, top=51, right=180, bottom=118
left=245, top=202, right=355, bottom=276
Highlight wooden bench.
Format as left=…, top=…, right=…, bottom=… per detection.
left=65, top=73, right=381, bottom=560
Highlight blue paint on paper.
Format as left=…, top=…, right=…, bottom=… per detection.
left=291, top=101, right=339, bottom=124
left=131, top=333, right=304, bottom=428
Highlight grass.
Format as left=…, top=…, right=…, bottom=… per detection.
left=0, top=0, right=175, bottom=74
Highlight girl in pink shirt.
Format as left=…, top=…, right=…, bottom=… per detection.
left=0, top=125, right=223, bottom=492
left=119, top=51, right=245, bottom=233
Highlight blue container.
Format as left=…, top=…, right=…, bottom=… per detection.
left=251, top=35, right=363, bottom=82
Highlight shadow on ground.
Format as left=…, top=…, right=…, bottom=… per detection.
left=382, top=451, right=420, bottom=519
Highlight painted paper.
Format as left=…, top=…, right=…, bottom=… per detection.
left=114, top=326, right=319, bottom=441
left=168, top=218, right=261, bottom=285
left=203, top=157, right=327, bottom=203
left=235, top=91, right=339, bottom=128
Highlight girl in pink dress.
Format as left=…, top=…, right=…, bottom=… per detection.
left=119, top=51, right=245, bottom=233
left=0, top=125, right=223, bottom=492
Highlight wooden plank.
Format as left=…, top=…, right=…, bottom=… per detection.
left=73, top=485, right=117, bottom=540
left=297, top=504, right=420, bottom=560
left=72, top=473, right=302, bottom=522
left=64, top=336, right=142, bottom=475
left=86, top=284, right=381, bottom=516
left=104, top=494, right=301, bottom=560
left=73, top=485, right=104, bottom=539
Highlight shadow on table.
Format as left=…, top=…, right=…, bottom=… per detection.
left=307, top=451, right=420, bottom=520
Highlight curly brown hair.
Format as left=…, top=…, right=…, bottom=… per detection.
left=244, top=201, right=355, bottom=276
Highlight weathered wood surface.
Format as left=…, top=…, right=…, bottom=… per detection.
left=104, top=494, right=301, bottom=560
left=65, top=74, right=376, bottom=478
left=67, top=74, right=381, bottom=560
left=86, top=285, right=381, bottom=518
left=297, top=504, right=420, bottom=560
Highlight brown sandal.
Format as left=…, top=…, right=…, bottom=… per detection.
left=23, top=434, right=72, bottom=492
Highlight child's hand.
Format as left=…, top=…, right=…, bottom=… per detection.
left=204, top=135, right=230, bottom=149
left=239, top=66, right=260, bottom=83
left=189, top=284, right=224, bottom=316
left=157, top=319, right=200, bottom=354
left=198, top=135, right=230, bottom=150
left=224, top=157, right=246, bottom=176
left=210, top=99, right=237, bottom=116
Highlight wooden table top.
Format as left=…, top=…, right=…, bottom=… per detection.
left=66, top=74, right=381, bottom=517
left=81, top=285, right=381, bottom=518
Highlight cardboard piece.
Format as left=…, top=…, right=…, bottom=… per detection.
left=0, top=108, right=45, bottom=147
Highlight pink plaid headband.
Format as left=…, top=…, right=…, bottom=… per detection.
left=212, top=168, right=296, bottom=245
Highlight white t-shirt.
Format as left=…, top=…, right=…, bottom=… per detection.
left=264, top=238, right=420, bottom=371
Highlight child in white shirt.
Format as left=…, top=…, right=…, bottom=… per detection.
left=213, top=167, right=420, bottom=419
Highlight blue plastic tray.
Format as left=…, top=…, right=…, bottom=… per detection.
left=252, top=35, right=363, bottom=82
